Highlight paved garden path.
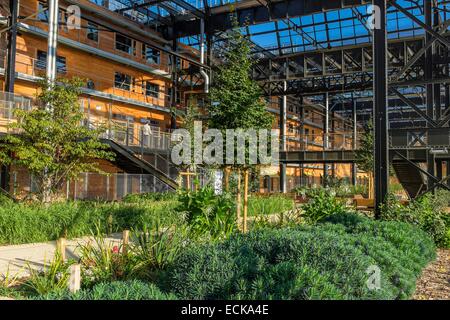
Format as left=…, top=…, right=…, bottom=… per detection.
left=0, top=234, right=122, bottom=278
left=413, top=249, right=450, bottom=300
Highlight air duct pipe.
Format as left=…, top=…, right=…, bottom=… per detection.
left=200, top=19, right=209, bottom=93
left=46, top=0, right=59, bottom=84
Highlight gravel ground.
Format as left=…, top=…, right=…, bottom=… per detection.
left=413, top=249, right=450, bottom=300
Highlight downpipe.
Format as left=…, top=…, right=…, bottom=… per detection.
left=200, top=19, right=209, bottom=94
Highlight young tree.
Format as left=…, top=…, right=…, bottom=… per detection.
left=208, top=14, right=274, bottom=231
left=355, top=120, right=374, bottom=175
left=178, top=97, right=203, bottom=189
left=2, top=78, right=113, bottom=203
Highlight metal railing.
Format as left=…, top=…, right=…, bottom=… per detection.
left=284, top=133, right=360, bottom=152
left=0, top=92, right=173, bottom=153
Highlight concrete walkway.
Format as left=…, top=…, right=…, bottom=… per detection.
left=0, top=234, right=123, bottom=278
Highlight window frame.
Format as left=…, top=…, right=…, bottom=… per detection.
left=142, top=45, right=160, bottom=65
left=37, top=2, right=49, bottom=22
left=87, top=22, right=99, bottom=42
left=36, top=50, right=67, bottom=74
left=114, top=72, right=133, bottom=91
left=144, top=82, right=160, bottom=98
left=115, top=34, right=135, bottom=55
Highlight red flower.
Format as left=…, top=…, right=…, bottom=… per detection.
left=112, top=245, right=119, bottom=254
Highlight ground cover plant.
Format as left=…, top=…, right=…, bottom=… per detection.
left=167, top=213, right=435, bottom=300
left=36, top=280, right=177, bottom=300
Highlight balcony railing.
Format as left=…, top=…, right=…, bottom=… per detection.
left=0, top=91, right=172, bottom=153
left=284, top=133, right=360, bottom=152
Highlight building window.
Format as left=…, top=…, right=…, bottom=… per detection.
left=115, top=34, right=135, bottom=55
left=144, top=82, right=159, bottom=98
left=142, top=45, right=160, bottom=64
left=38, top=2, right=49, bottom=21
left=114, top=72, right=132, bottom=91
left=36, top=50, right=67, bottom=74
left=87, top=22, right=99, bottom=42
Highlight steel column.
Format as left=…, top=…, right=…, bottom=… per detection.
left=279, top=81, right=287, bottom=193
left=299, top=96, right=305, bottom=183
left=5, top=0, right=19, bottom=93
left=425, top=0, right=436, bottom=186
left=323, top=92, right=329, bottom=184
left=373, top=0, right=389, bottom=218
left=352, top=98, right=357, bottom=185
left=170, top=22, right=178, bottom=130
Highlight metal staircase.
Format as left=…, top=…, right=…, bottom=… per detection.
left=392, top=161, right=426, bottom=199
left=101, top=138, right=178, bottom=190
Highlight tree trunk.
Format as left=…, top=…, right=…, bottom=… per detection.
left=41, top=174, right=53, bottom=204
left=236, top=168, right=241, bottom=227
left=243, top=169, right=249, bottom=233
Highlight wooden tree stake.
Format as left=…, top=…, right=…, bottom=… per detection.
left=56, top=237, right=66, bottom=261
left=224, top=166, right=230, bottom=192
left=108, top=214, right=113, bottom=235
left=68, top=264, right=81, bottom=293
left=236, top=169, right=241, bottom=225
left=243, top=169, right=249, bottom=233
left=122, top=230, right=130, bottom=255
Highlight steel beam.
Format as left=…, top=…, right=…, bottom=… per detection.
left=4, top=0, right=19, bottom=93
left=373, top=0, right=389, bottom=218
left=390, top=0, right=450, bottom=48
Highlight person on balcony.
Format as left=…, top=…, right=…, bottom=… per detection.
left=142, top=121, right=152, bottom=148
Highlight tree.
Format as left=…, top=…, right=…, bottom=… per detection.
left=2, top=78, right=114, bottom=203
left=208, top=14, right=274, bottom=231
left=355, top=120, right=374, bottom=175
left=178, top=97, right=203, bottom=189
left=209, top=16, right=273, bottom=134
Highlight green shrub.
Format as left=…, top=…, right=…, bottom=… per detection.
left=301, top=188, right=347, bottom=224
left=177, top=186, right=236, bottom=240
left=247, top=194, right=294, bottom=216
left=36, top=280, right=176, bottom=300
left=167, top=214, right=435, bottom=300
left=380, top=193, right=449, bottom=247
